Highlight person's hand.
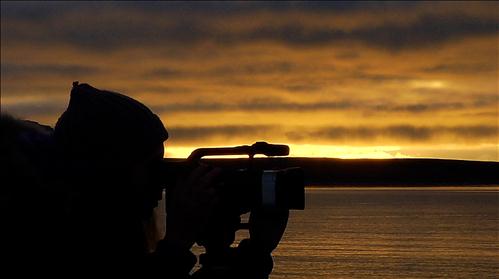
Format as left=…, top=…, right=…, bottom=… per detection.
left=163, top=164, right=222, bottom=250
left=248, top=207, right=289, bottom=254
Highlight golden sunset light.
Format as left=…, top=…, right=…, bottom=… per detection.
left=1, top=2, right=498, bottom=161
left=165, top=144, right=408, bottom=159
left=2, top=3, right=499, bottom=278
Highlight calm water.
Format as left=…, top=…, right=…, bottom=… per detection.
left=267, top=187, right=499, bottom=279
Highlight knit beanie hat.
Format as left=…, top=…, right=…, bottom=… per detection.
left=54, top=82, right=168, bottom=169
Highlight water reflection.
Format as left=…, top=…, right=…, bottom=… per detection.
left=270, top=187, right=499, bottom=279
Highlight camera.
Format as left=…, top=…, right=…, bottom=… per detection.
left=159, top=142, right=305, bottom=212
left=158, top=142, right=305, bottom=276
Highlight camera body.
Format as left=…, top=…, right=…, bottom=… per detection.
left=160, top=142, right=305, bottom=212
left=159, top=142, right=305, bottom=276
left=220, top=167, right=305, bottom=212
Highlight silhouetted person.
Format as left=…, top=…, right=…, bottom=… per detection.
left=2, top=114, right=67, bottom=264
left=53, top=82, right=214, bottom=274
left=2, top=82, right=287, bottom=278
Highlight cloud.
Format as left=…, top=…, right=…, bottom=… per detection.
left=151, top=100, right=354, bottom=113
left=335, top=51, right=359, bottom=59
left=152, top=102, right=226, bottom=113
left=1, top=63, right=100, bottom=79
left=0, top=2, right=424, bottom=21
left=151, top=96, right=497, bottom=114
left=139, top=86, right=195, bottom=95
left=1, top=101, right=67, bottom=118
left=210, top=62, right=295, bottom=76
left=350, top=14, right=498, bottom=51
left=2, top=3, right=497, bottom=52
left=1, top=2, right=497, bottom=161
left=0, top=84, right=70, bottom=96
left=164, top=124, right=498, bottom=145
left=286, top=125, right=498, bottom=143
left=282, top=84, right=323, bottom=92
left=5, top=97, right=494, bottom=122
left=144, top=68, right=185, bottom=79
left=166, top=125, right=278, bottom=144
left=372, top=103, right=466, bottom=113
left=346, top=72, right=411, bottom=82
left=144, top=62, right=295, bottom=80
left=422, top=63, right=497, bottom=74
left=236, top=13, right=499, bottom=51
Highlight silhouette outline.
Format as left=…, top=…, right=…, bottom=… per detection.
left=2, top=82, right=290, bottom=278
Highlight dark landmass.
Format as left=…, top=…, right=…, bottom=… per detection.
left=194, top=158, right=499, bottom=187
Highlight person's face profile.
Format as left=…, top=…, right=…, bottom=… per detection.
left=130, top=142, right=165, bottom=200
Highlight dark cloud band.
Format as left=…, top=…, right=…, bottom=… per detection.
left=152, top=97, right=497, bottom=114
left=1, top=63, right=100, bottom=79
left=4, top=95, right=496, bottom=119
left=287, top=125, right=498, bottom=142
left=166, top=124, right=498, bottom=144
left=2, top=3, right=497, bottom=51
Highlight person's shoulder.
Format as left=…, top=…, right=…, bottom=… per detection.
left=1, top=113, right=55, bottom=173
left=1, top=113, right=54, bottom=139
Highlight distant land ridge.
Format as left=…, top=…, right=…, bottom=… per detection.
left=190, top=158, right=499, bottom=186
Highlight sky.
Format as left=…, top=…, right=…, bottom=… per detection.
left=1, top=1, right=498, bottom=160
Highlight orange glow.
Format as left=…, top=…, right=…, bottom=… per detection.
left=164, top=144, right=406, bottom=159
left=1, top=2, right=498, bottom=161
left=165, top=144, right=397, bottom=159
left=164, top=143, right=498, bottom=161
left=287, top=144, right=408, bottom=159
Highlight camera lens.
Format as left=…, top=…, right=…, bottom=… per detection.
left=266, top=167, right=305, bottom=210
left=223, top=167, right=305, bottom=211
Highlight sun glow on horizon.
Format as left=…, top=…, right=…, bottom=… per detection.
left=287, top=144, right=409, bottom=159
left=2, top=2, right=497, bottom=162
left=164, top=143, right=498, bottom=161
left=164, top=144, right=410, bottom=159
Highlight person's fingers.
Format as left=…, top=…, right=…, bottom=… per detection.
left=198, top=195, right=221, bottom=224
left=166, top=165, right=225, bottom=242
left=171, top=165, right=212, bottom=203
left=185, top=164, right=211, bottom=185
left=249, top=208, right=290, bottom=252
left=197, top=167, right=223, bottom=190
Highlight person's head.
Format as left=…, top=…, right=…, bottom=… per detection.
left=54, top=82, right=168, bottom=216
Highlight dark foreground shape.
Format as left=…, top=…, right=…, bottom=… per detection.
left=195, top=158, right=499, bottom=186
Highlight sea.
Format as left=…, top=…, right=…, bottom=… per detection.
left=263, top=187, right=499, bottom=279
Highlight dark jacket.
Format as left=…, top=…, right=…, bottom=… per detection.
left=1, top=115, right=272, bottom=278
